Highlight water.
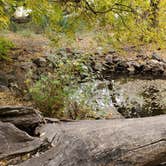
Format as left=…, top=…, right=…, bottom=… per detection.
left=64, top=77, right=166, bottom=119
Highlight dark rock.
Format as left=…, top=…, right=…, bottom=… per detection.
left=131, top=61, right=140, bottom=69
left=33, top=57, right=47, bottom=67
left=0, top=106, right=44, bottom=135
left=0, top=72, right=8, bottom=86
left=127, top=66, right=135, bottom=74
left=93, top=62, right=104, bottom=71
left=115, top=61, right=128, bottom=73
left=136, top=54, right=148, bottom=60
left=6, top=74, right=17, bottom=84
left=94, top=51, right=166, bottom=78
left=126, top=61, right=138, bottom=74
left=21, top=62, right=35, bottom=71
left=107, top=49, right=116, bottom=54
left=148, top=60, right=165, bottom=76
left=0, top=85, right=9, bottom=92
left=112, top=55, right=121, bottom=63
left=105, top=54, right=113, bottom=64
left=151, top=52, right=161, bottom=61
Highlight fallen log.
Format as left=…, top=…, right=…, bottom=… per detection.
left=0, top=106, right=44, bottom=134
left=19, top=115, right=166, bottom=166
left=0, top=122, right=43, bottom=161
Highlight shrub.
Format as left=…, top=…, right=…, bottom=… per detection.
left=29, top=51, right=95, bottom=119
left=30, top=75, right=96, bottom=119
left=29, top=75, right=67, bottom=118
left=0, top=37, right=14, bottom=60
left=65, top=101, right=96, bottom=120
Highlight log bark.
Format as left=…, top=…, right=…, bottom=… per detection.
left=0, top=122, right=43, bottom=160
left=0, top=106, right=44, bottom=134
left=19, top=115, right=166, bottom=166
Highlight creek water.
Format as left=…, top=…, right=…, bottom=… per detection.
left=68, top=78, right=166, bottom=119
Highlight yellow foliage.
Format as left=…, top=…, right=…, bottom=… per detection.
left=0, top=0, right=165, bottom=48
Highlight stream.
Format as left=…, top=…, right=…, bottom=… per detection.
left=68, top=78, right=166, bottom=119
left=110, top=78, right=166, bottom=118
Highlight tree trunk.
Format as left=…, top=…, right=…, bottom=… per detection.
left=149, top=0, right=160, bottom=28
left=19, top=115, right=166, bottom=166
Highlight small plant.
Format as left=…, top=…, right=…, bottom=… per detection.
left=0, top=37, right=14, bottom=60
left=29, top=75, right=68, bottom=118
left=65, top=101, right=96, bottom=120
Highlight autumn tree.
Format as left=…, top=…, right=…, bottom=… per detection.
left=0, top=0, right=165, bottom=47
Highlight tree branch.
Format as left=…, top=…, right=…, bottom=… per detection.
left=83, top=0, right=136, bottom=15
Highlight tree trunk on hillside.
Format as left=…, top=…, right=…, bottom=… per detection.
left=19, top=115, right=166, bottom=166
left=149, top=0, right=160, bottom=28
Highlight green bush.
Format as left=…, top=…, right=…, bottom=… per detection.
left=30, top=75, right=96, bottom=119
left=29, top=75, right=67, bottom=118
left=29, top=51, right=95, bottom=119
left=0, top=37, right=14, bottom=60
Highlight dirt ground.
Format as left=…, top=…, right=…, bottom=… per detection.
left=0, top=31, right=166, bottom=107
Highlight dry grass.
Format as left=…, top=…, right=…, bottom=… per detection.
left=0, top=30, right=165, bottom=108
left=56, top=32, right=98, bottom=52
left=0, top=92, right=31, bottom=106
left=0, top=31, right=50, bottom=62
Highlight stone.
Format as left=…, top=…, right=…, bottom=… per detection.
left=0, top=72, right=8, bottom=86
left=107, top=49, right=116, bottom=54
left=147, top=60, right=165, bottom=76
left=20, top=62, right=35, bottom=71
left=127, top=66, right=135, bottom=74
left=33, top=57, right=47, bottom=67
left=0, top=85, right=9, bottom=92
left=105, top=54, right=113, bottom=64
left=115, top=61, right=128, bottom=73
left=151, top=52, right=161, bottom=61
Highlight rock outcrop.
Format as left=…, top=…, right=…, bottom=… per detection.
left=93, top=53, right=166, bottom=79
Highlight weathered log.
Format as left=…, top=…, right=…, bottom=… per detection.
left=0, top=106, right=44, bottom=134
left=0, top=121, right=43, bottom=161
left=19, top=115, right=166, bottom=166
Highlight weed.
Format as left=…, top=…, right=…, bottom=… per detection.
left=0, top=37, right=14, bottom=60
